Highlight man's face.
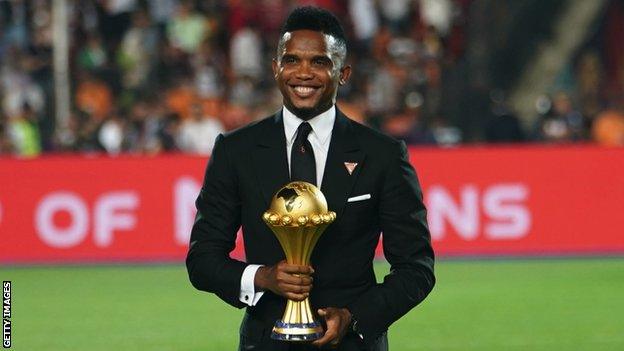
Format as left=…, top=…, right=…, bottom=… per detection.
left=272, top=30, right=351, bottom=119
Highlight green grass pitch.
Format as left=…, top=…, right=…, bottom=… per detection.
left=2, top=259, right=623, bottom=350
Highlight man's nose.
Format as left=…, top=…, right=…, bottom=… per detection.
left=295, top=61, right=313, bottom=79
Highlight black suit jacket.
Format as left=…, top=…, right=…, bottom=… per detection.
left=186, top=109, right=435, bottom=344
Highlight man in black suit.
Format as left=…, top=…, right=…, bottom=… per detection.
left=186, top=7, right=435, bottom=351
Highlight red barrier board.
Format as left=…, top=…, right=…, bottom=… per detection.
left=1, top=146, right=623, bottom=264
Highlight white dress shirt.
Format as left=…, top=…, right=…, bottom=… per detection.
left=238, top=105, right=336, bottom=306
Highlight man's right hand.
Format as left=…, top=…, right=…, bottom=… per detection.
left=254, top=260, right=314, bottom=301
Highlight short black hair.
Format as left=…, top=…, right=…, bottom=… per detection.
left=280, top=6, right=347, bottom=45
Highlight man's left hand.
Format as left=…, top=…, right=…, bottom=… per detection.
left=311, top=307, right=352, bottom=348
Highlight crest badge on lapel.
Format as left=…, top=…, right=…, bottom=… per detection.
left=344, top=162, right=358, bottom=175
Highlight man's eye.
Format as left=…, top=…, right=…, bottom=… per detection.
left=283, top=57, right=296, bottom=64
left=313, top=59, right=330, bottom=66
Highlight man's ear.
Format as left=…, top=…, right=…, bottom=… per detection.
left=272, top=58, right=279, bottom=80
left=339, top=65, right=352, bottom=85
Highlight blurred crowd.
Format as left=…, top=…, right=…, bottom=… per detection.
left=1, top=0, right=623, bottom=157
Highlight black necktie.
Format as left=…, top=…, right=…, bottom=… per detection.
left=290, top=122, right=316, bottom=186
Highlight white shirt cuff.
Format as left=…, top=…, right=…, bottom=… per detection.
left=239, top=264, right=265, bottom=306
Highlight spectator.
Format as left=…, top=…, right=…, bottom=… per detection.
left=484, top=91, right=526, bottom=143
left=177, top=103, right=224, bottom=155
left=576, top=50, right=605, bottom=120
left=98, top=113, right=125, bottom=154
left=1, top=51, right=45, bottom=119
left=419, top=0, right=454, bottom=37
left=141, top=99, right=176, bottom=154
left=592, top=109, right=624, bottom=146
left=75, top=71, right=113, bottom=121
left=147, top=0, right=177, bottom=28
left=349, top=0, right=379, bottom=46
left=0, top=118, right=13, bottom=153
left=7, top=103, right=41, bottom=157
left=0, top=1, right=28, bottom=50
left=77, top=35, right=108, bottom=71
left=166, top=1, right=208, bottom=54
left=116, top=10, right=159, bottom=90
left=379, top=0, right=413, bottom=33
left=533, top=92, right=585, bottom=143
left=165, top=76, right=196, bottom=119
left=484, top=110, right=525, bottom=143
left=230, top=26, right=263, bottom=81
left=96, top=0, right=137, bottom=49
left=192, top=40, right=226, bottom=99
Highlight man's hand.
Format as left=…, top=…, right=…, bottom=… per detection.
left=311, top=307, right=352, bottom=348
left=254, top=260, right=313, bottom=301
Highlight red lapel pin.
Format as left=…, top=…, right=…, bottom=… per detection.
left=344, top=162, right=358, bottom=175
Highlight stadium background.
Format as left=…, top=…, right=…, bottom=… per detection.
left=1, top=0, right=623, bottom=350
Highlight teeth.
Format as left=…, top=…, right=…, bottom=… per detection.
left=294, top=86, right=315, bottom=94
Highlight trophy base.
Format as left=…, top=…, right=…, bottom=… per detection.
left=270, top=321, right=324, bottom=342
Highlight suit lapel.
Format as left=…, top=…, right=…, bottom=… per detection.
left=252, top=111, right=290, bottom=207
left=321, top=109, right=365, bottom=219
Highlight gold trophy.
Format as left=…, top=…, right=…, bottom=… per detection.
left=262, top=181, right=336, bottom=341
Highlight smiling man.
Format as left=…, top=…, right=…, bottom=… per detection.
left=272, top=28, right=350, bottom=121
left=186, top=6, right=435, bottom=351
